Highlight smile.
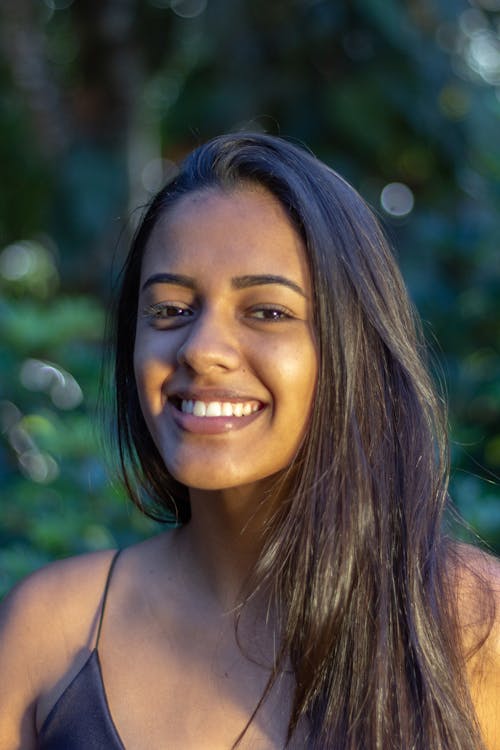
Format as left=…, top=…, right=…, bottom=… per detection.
left=180, top=399, right=261, bottom=418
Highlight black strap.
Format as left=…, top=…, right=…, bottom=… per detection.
left=95, top=550, right=121, bottom=650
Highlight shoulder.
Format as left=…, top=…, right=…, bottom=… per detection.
left=0, top=549, right=117, bottom=750
left=449, top=542, right=500, bottom=645
left=449, top=542, right=500, bottom=750
left=0, top=549, right=119, bottom=647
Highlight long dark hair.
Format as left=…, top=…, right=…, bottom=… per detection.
left=115, top=133, right=485, bottom=748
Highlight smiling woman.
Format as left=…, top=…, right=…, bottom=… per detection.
left=1, top=133, right=500, bottom=750
left=133, top=186, right=317, bottom=493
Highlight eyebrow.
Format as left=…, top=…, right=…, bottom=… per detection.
left=141, top=272, right=307, bottom=297
left=141, top=273, right=196, bottom=292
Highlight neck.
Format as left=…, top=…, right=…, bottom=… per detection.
left=174, top=480, right=279, bottom=610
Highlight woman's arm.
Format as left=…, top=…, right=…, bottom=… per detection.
left=0, top=572, right=50, bottom=750
left=0, top=550, right=116, bottom=750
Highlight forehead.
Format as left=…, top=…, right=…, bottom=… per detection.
left=141, top=186, right=309, bottom=283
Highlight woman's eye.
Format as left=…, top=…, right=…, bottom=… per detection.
left=249, top=306, right=293, bottom=321
left=143, top=303, right=193, bottom=323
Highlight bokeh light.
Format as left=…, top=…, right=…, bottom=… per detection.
left=0, top=240, right=59, bottom=297
left=149, top=0, right=207, bottom=16
left=380, top=183, right=415, bottom=218
left=170, top=0, right=207, bottom=18
left=0, top=242, right=37, bottom=280
left=18, top=450, right=59, bottom=484
left=1, top=402, right=60, bottom=485
left=20, top=359, right=83, bottom=411
left=466, top=30, right=500, bottom=84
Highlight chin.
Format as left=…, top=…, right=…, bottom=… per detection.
left=168, top=473, right=251, bottom=492
left=165, top=462, right=281, bottom=495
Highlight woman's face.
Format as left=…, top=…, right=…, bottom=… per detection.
left=134, top=185, right=318, bottom=492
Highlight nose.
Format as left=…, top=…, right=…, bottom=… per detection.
left=176, top=310, right=241, bottom=374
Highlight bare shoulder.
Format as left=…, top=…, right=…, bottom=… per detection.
left=450, top=542, right=500, bottom=750
left=0, top=548, right=120, bottom=644
left=450, top=542, right=500, bottom=641
left=0, top=549, right=117, bottom=750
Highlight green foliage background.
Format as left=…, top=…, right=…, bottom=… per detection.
left=1, top=0, right=499, bottom=597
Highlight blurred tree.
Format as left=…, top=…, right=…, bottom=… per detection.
left=0, top=0, right=498, bottom=594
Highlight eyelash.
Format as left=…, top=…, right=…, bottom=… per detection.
left=248, top=304, right=293, bottom=321
left=143, top=303, right=192, bottom=321
left=142, top=302, right=295, bottom=326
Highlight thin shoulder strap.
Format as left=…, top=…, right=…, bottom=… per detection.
left=95, top=549, right=122, bottom=650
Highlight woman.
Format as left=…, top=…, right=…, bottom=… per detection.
left=0, top=132, right=499, bottom=749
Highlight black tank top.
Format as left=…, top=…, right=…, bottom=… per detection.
left=37, top=551, right=126, bottom=749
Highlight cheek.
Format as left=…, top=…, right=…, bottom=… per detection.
left=133, top=342, right=168, bottom=419
left=272, top=338, right=318, bottom=424
left=296, top=355, right=318, bottom=427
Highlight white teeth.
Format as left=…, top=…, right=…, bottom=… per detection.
left=179, top=399, right=260, bottom=418
left=221, top=402, right=233, bottom=416
left=192, top=401, right=207, bottom=417
left=205, top=402, right=221, bottom=417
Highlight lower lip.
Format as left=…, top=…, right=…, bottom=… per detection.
left=169, top=402, right=265, bottom=435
